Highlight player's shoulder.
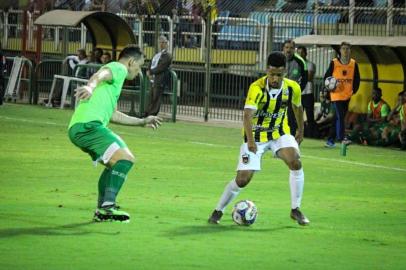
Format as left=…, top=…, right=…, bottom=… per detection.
left=249, top=75, right=267, bottom=91
left=283, top=78, right=300, bottom=90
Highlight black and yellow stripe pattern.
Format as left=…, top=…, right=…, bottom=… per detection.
left=244, top=76, right=301, bottom=142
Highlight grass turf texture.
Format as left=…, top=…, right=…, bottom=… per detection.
left=0, top=103, right=406, bottom=270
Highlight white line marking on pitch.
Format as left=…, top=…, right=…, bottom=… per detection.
left=0, top=116, right=62, bottom=126
left=2, top=115, right=405, bottom=172
left=301, top=155, right=406, bottom=172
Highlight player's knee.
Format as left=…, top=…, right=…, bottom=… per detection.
left=108, top=149, right=135, bottom=166
left=288, top=159, right=302, bottom=170
left=235, top=172, right=253, bottom=188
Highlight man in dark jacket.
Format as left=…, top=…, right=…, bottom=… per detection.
left=145, top=35, right=173, bottom=116
left=283, top=39, right=308, bottom=136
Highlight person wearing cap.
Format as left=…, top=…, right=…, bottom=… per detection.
left=145, top=35, right=173, bottom=116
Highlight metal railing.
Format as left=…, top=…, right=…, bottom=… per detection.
left=2, top=4, right=406, bottom=121
left=3, top=56, right=34, bottom=104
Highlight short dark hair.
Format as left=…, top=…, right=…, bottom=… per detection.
left=118, top=45, right=144, bottom=60
left=374, top=87, right=382, bottom=95
left=340, top=42, right=351, bottom=48
left=297, top=46, right=307, bottom=55
left=283, top=39, right=295, bottom=47
left=94, top=47, right=103, bottom=55
left=267, top=52, right=286, bottom=68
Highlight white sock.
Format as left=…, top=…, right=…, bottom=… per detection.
left=289, top=168, right=304, bottom=209
left=215, top=179, right=241, bottom=212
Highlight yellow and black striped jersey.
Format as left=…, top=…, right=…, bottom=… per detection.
left=243, top=76, right=301, bottom=142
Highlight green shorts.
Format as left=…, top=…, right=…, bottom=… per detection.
left=68, top=121, right=127, bottom=163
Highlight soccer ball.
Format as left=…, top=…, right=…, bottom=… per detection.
left=324, top=76, right=338, bottom=91
left=232, top=200, right=258, bottom=226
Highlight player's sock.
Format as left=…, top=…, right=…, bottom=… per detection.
left=289, top=168, right=304, bottom=209
left=97, top=168, right=110, bottom=208
left=215, top=179, right=241, bottom=212
left=103, top=160, right=134, bottom=205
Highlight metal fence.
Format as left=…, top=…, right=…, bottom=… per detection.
left=1, top=1, right=406, bottom=121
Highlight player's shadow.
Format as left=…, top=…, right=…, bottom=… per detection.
left=163, top=224, right=297, bottom=237
left=0, top=221, right=119, bottom=238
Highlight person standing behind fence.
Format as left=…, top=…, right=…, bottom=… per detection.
left=297, top=46, right=316, bottom=137
left=324, top=42, right=360, bottom=148
left=145, top=35, right=173, bottom=116
left=283, top=40, right=308, bottom=136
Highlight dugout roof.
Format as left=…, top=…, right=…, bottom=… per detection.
left=34, top=10, right=135, bottom=56
left=294, top=35, right=406, bottom=48
left=294, top=34, right=406, bottom=114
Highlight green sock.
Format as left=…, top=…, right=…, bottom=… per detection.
left=103, top=160, right=134, bottom=206
left=97, top=168, right=110, bottom=208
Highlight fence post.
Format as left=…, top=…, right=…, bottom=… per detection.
left=23, top=58, right=34, bottom=104
left=140, top=72, right=148, bottom=116
left=387, top=0, right=394, bottom=36
left=204, top=5, right=213, bottom=122
left=170, top=69, right=177, bottom=122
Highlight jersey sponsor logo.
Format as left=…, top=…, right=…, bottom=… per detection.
left=337, top=78, right=353, bottom=84
left=252, top=124, right=281, bottom=132
left=255, top=110, right=285, bottom=119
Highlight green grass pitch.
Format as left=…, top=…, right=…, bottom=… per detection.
left=0, top=104, right=406, bottom=269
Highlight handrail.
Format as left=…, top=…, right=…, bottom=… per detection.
left=5, top=56, right=33, bottom=104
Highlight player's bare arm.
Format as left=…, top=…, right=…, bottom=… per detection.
left=243, top=108, right=257, bottom=153
left=75, top=67, right=113, bottom=100
left=111, top=110, right=162, bottom=130
left=292, top=105, right=304, bottom=144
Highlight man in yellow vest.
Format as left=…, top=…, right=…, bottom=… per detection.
left=324, top=42, right=360, bottom=148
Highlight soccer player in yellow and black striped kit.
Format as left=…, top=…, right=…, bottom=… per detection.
left=208, top=52, right=310, bottom=225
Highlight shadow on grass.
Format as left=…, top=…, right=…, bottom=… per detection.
left=163, top=224, right=297, bottom=237
left=0, top=221, right=120, bottom=238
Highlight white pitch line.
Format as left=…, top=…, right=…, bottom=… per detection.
left=302, top=154, right=406, bottom=172
left=1, top=115, right=405, bottom=172
left=0, top=115, right=63, bottom=126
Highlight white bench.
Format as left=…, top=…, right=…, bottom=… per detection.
left=46, top=74, right=88, bottom=109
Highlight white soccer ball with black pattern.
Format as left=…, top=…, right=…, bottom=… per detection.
left=232, top=200, right=258, bottom=226
left=324, top=76, right=338, bottom=91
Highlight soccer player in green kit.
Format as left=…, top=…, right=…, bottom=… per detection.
left=68, top=45, right=162, bottom=223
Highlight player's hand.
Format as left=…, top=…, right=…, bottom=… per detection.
left=295, top=130, right=304, bottom=145
left=74, top=86, right=93, bottom=100
left=247, top=140, right=257, bottom=154
left=144, top=116, right=163, bottom=130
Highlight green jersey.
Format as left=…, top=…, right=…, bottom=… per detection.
left=69, top=62, right=128, bottom=128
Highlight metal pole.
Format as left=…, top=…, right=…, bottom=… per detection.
left=349, top=0, right=355, bottom=35
left=204, top=5, right=212, bottom=122
left=154, top=13, right=160, bottom=54
left=387, top=0, right=394, bottom=36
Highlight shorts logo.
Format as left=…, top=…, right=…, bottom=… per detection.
left=242, top=154, right=249, bottom=164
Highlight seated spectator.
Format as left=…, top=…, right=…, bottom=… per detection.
left=86, top=48, right=103, bottom=78
left=63, top=49, right=89, bottom=78
left=101, top=52, right=112, bottom=64
left=397, top=90, right=406, bottom=149
left=350, top=87, right=390, bottom=145
left=315, top=90, right=335, bottom=139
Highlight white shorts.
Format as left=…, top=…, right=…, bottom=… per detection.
left=236, top=134, right=300, bottom=171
